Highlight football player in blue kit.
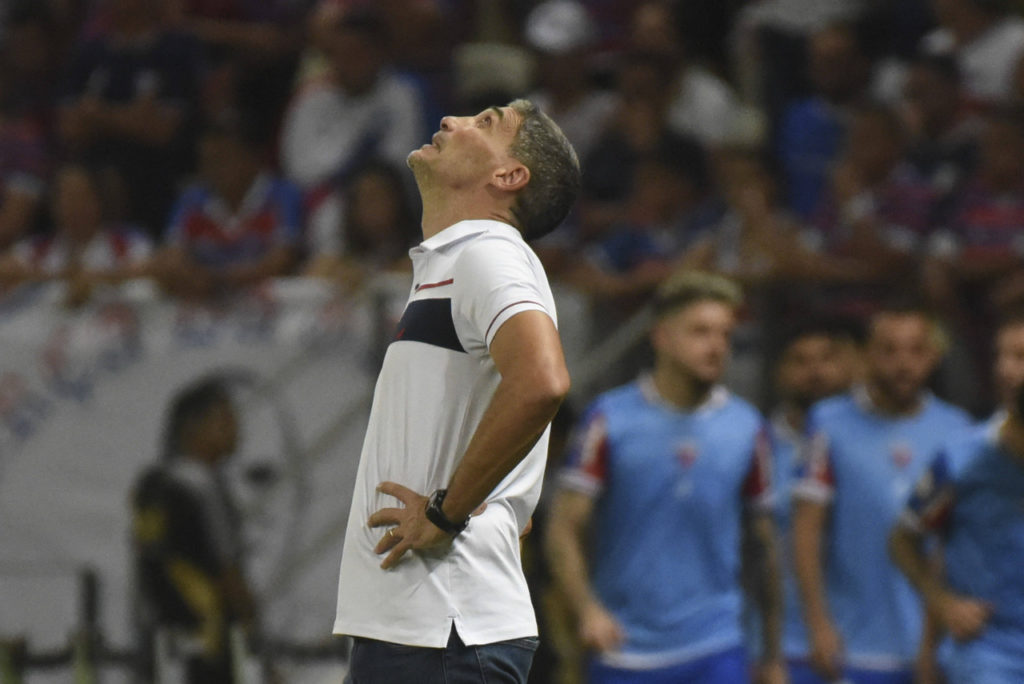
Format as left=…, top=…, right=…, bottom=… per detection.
left=746, top=323, right=855, bottom=678
left=888, top=380, right=1024, bottom=684
left=791, top=302, right=972, bottom=684
left=545, top=271, right=787, bottom=684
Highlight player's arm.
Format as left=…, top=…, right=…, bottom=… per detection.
left=546, top=488, right=624, bottom=652
left=371, top=309, right=569, bottom=567
left=743, top=512, right=786, bottom=680
left=792, top=497, right=843, bottom=680
left=888, top=470, right=992, bottom=644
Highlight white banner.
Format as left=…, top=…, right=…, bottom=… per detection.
left=0, top=277, right=413, bottom=680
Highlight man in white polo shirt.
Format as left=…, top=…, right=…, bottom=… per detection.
left=334, top=99, right=581, bottom=683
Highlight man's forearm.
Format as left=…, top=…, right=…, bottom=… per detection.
left=888, top=526, right=948, bottom=609
left=441, top=374, right=566, bottom=522
left=792, top=501, right=832, bottom=627
left=545, top=497, right=599, bottom=612
left=750, top=516, right=784, bottom=660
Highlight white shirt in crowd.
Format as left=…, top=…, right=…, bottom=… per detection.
left=279, top=71, right=425, bottom=190
left=334, top=219, right=556, bottom=647
left=922, top=16, right=1024, bottom=105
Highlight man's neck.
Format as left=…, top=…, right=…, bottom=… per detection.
left=651, top=363, right=713, bottom=411
left=780, top=401, right=807, bottom=434
left=419, top=195, right=515, bottom=240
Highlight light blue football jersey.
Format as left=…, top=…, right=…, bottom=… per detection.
left=903, top=420, right=1024, bottom=673
left=794, top=387, right=972, bottom=671
left=558, top=376, right=772, bottom=670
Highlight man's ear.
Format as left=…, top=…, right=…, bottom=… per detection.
left=492, top=163, right=530, bottom=192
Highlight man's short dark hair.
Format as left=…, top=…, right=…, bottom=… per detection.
left=652, top=270, right=743, bottom=320
left=507, top=99, right=582, bottom=241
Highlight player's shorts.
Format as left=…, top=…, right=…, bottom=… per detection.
left=588, top=646, right=747, bottom=684
left=787, top=660, right=912, bottom=684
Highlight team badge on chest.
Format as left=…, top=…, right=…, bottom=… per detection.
left=890, top=441, right=913, bottom=470
left=676, top=440, right=699, bottom=468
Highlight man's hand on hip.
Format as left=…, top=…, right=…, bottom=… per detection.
left=368, top=482, right=454, bottom=569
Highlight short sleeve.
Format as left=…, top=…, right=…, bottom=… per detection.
left=743, top=424, right=774, bottom=512
left=452, top=237, right=553, bottom=349
left=898, top=452, right=956, bottom=534
left=557, top=404, right=610, bottom=497
left=793, top=419, right=835, bottom=504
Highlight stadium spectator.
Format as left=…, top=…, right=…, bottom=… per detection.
left=0, top=162, right=151, bottom=306
left=921, top=0, right=1024, bottom=110
left=305, top=159, right=417, bottom=287
left=746, top=322, right=855, bottom=680
left=155, top=117, right=301, bottom=300
left=888, top=380, right=1024, bottom=684
left=683, top=146, right=871, bottom=399
left=562, top=136, right=715, bottom=306
left=279, top=4, right=425, bottom=193
left=0, top=96, right=48, bottom=253
left=792, top=302, right=972, bottom=684
left=924, top=107, right=1024, bottom=313
left=992, top=309, right=1024, bottom=417
left=581, top=49, right=679, bottom=238
left=901, top=53, right=981, bottom=197
left=523, top=0, right=617, bottom=166
left=628, top=1, right=740, bottom=147
left=776, top=23, right=869, bottom=218
left=809, top=103, right=937, bottom=317
left=58, top=0, right=202, bottom=237
left=131, top=377, right=255, bottom=684
left=545, top=271, right=787, bottom=684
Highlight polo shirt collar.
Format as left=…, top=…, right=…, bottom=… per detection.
left=411, top=219, right=520, bottom=255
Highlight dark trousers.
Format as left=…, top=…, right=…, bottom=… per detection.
left=345, top=626, right=538, bottom=684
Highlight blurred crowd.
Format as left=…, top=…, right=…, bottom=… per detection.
left=2, top=0, right=1024, bottom=412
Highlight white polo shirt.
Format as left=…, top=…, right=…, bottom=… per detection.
left=334, top=219, right=557, bottom=647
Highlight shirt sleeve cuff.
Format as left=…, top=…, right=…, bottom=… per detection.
left=792, top=480, right=834, bottom=504
left=484, top=301, right=552, bottom=348
left=556, top=470, right=603, bottom=498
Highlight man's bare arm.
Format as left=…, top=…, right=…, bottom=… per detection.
left=546, top=488, right=624, bottom=651
left=792, top=498, right=843, bottom=680
left=744, top=514, right=784, bottom=664
left=371, top=309, right=569, bottom=568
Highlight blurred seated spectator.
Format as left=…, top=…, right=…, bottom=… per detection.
left=812, top=103, right=936, bottom=275
left=279, top=4, right=425, bottom=194
left=776, top=23, right=870, bottom=218
left=901, top=53, right=981, bottom=197
left=561, top=136, right=718, bottom=306
left=921, top=0, right=1024, bottom=110
left=683, top=148, right=807, bottom=287
left=580, top=49, right=678, bottom=240
left=154, top=117, right=301, bottom=300
left=628, top=0, right=740, bottom=147
left=0, top=162, right=151, bottom=306
left=925, top=105, right=1024, bottom=317
left=165, top=0, right=306, bottom=60
left=524, top=0, right=617, bottom=165
left=58, top=0, right=202, bottom=237
left=0, top=92, right=48, bottom=253
left=1, top=1, right=66, bottom=139
left=305, top=159, right=417, bottom=288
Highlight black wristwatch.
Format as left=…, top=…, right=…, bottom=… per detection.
left=425, top=489, right=469, bottom=535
